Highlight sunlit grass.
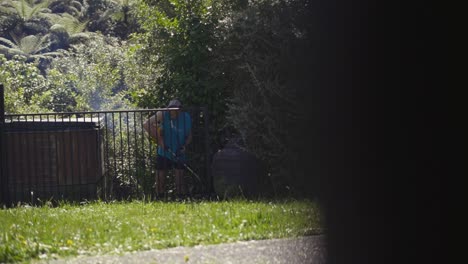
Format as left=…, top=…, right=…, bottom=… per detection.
left=0, top=199, right=323, bottom=263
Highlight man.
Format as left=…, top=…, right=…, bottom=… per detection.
left=143, top=99, right=192, bottom=197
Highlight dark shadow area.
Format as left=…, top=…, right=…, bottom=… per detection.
left=299, top=1, right=445, bottom=263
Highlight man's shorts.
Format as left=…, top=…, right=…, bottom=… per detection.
left=156, top=155, right=185, bottom=170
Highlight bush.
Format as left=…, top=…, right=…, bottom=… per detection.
left=48, top=34, right=133, bottom=111
left=219, top=0, right=314, bottom=196
left=0, top=54, right=51, bottom=113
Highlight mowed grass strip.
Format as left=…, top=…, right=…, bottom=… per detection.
left=0, top=199, right=322, bottom=263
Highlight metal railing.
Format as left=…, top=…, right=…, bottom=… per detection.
left=0, top=88, right=211, bottom=205
left=1, top=84, right=8, bottom=205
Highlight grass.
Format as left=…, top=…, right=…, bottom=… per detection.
left=0, top=199, right=323, bottom=263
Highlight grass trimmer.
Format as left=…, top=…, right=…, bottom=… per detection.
left=166, top=148, right=202, bottom=184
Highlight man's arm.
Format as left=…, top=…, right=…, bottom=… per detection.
left=143, top=112, right=163, bottom=146
left=155, top=111, right=164, bottom=149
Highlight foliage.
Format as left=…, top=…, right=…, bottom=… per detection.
left=0, top=33, right=133, bottom=113
left=217, top=0, right=314, bottom=196
left=84, top=0, right=139, bottom=39
left=131, top=0, right=232, bottom=150
left=0, top=199, right=322, bottom=262
left=0, top=34, right=62, bottom=61
left=48, top=13, right=90, bottom=51
left=83, top=0, right=114, bottom=33
left=49, top=13, right=89, bottom=35
left=48, top=0, right=86, bottom=17
left=0, top=0, right=52, bottom=23
left=0, top=0, right=140, bottom=68
left=0, top=54, right=51, bottom=113
left=98, top=0, right=140, bottom=39
left=0, top=0, right=56, bottom=36
left=47, top=34, right=133, bottom=111
left=44, top=68, right=78, bottom=112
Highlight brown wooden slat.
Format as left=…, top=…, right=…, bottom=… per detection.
left=5, top=127, right=101, bottom=201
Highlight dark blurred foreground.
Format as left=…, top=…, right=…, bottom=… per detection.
left=300, top=1, right=444, bottom=263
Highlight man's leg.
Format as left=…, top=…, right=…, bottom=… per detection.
left=155, top=156, right=169, bottom=197
left=174, top=169, right=187, bottom=195
left=156, top=170, right=166, bottom=195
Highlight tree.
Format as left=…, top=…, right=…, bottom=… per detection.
left=0, top=34, right=62, bottom=61
left=48, top=34, right=131, bottom=111
left=98, top=0, right=139, bottom=39
left=0, top=0, right=55, bottom=36
left=132, top=0, right=231, bottom=148
left=84, top=0, right=116, bottom=35
left=48, top=0, right=85, bottom=17
left=0, top=0, right=51, bottom=21
left=48, top=13, right=90, bottom=50
left=219, top=0, right=315, bottom=196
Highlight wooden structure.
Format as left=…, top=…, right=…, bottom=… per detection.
left=3, top=121, right=103, bottom=202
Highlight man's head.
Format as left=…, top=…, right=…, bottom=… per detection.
left=167, top=99, right=182, bottom=118
left=167, top=99, right=182, bottom=109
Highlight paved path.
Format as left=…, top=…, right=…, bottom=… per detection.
left=37, top=235, right=326, bottom=264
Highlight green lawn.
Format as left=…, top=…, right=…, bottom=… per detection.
left=0, top=199, right=323, bottom=263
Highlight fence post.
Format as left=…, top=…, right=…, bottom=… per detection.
left=0, top=83, right=9, bottom=206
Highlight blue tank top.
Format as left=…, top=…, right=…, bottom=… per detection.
left=157, top=111, right=192, bottom=161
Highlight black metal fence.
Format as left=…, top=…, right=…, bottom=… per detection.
left=0, top=85, right=212, bottom=205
